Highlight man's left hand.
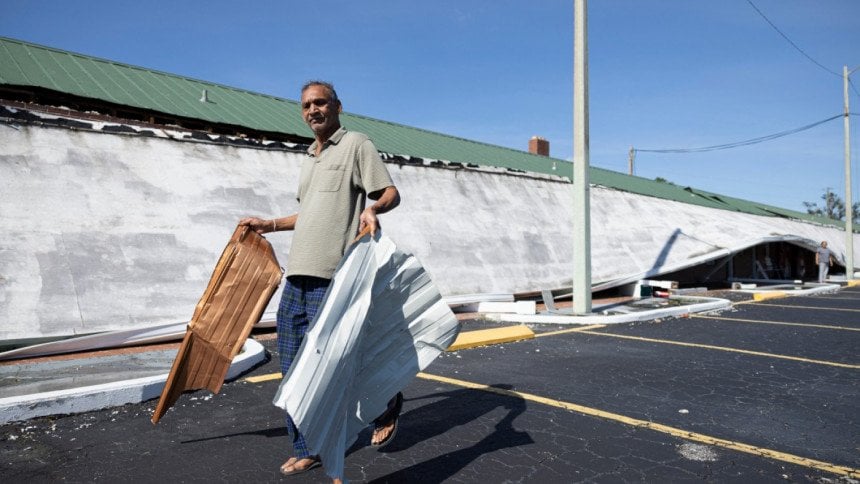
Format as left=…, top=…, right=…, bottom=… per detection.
left=359, top=207, right=379, bottom=236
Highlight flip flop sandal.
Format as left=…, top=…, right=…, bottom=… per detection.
left=371, top=392, right=403, bottom=448
left=280, top=456, right=322, bottom=476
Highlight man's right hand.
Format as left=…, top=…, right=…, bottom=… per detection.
left=239, top=217, right=274, bottom=234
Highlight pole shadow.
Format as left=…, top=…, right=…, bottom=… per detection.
left=650, top=228, right=681, bottom=273
left=180, top=426, right=288, bottom=444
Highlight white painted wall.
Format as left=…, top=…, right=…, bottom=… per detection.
left=1, top=122, right=855, bottom=340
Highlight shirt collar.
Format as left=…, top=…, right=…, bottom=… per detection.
left=307, top=126, right=348, bottom=156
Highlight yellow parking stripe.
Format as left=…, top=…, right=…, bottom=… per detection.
left=753, top=292, right=786, bottom=301
left=447, top=325, right=535, bottom=351
left=691, top=314, right=860, bottom=332
left=244, top=372, right=282, bottom=383
left=417, top=372, right=860, bottom=478
left=535, top=324, right=607, bottom=338
left=576, top=331, right=860, bottom=369
left=752, top=303, right=860, bottom=312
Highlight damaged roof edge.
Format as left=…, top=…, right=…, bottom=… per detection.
left=591, top=235, right=822, bottom=292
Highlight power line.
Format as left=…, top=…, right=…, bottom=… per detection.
left=850, top=78, right=860, bottom=100
left=747, top=1, right=860, bottom=112
left=636, top=114, right=842, bottom=154
left=746, top=0, right=842, bottom=78
left=746, top=2, right=859, bottom=113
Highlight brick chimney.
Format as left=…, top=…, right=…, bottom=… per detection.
left=528, top=136, right=549, bottom=156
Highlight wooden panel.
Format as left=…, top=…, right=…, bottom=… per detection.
left=151, top=225, right=282, bottom=423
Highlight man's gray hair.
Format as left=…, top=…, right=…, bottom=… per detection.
left=301, top=80, right=339, bottom=104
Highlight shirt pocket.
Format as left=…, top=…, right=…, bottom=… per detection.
left=315, top=165, right=345, bottom=192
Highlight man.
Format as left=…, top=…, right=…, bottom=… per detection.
left=240, top=81, right=401, bottom=477
left=815, top=240, right=833, bottom=283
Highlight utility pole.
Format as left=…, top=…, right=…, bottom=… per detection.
left=844, top=65, right=856, bottom=280
left=628, top=147, right=635, bottom=176
left=573, top=0, right=592, bottom=314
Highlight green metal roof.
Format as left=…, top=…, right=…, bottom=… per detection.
left=0, top=36, right=841, bottom=228
left=0, top=36, right=311, bottom=136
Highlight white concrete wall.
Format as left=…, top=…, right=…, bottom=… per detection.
left=1, top=122, right=855, bottom=340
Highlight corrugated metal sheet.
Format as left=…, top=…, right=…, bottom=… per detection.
left=0, top=36, right=838, bottom=227
left=273, top=231, right=460, bottom=480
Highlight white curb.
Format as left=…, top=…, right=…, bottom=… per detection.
left=0, top=338, right=266, bottom=424
left=489, top=296, right=732, bottom=325
left=731, top=283, right=840, bottom=296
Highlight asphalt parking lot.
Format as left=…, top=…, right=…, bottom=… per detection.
left=2, top=287, right=858, bottom=483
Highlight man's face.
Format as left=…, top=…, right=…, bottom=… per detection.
left=301, top=85, right=341, bottom=137
left=822, top=242, right=828, bottom=248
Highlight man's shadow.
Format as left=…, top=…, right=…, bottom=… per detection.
left=354, top=384, right=533, bottom=483
left=179, top=382, right=532, bottom=483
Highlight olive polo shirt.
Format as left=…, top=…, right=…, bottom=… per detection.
left=287, top=127, right=394, bottom=279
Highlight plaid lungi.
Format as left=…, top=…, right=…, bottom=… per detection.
left=276, top=275, right=330, bottom=458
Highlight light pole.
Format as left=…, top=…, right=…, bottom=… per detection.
left=573, top=0, right=592, bottom=314
left=844, top=65, right=858, bottom=280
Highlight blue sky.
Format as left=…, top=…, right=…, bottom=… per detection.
left=2, top=0, right=859, bottom=212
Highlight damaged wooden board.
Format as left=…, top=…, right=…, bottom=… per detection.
left=151, top=225, right=282, bottom=424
